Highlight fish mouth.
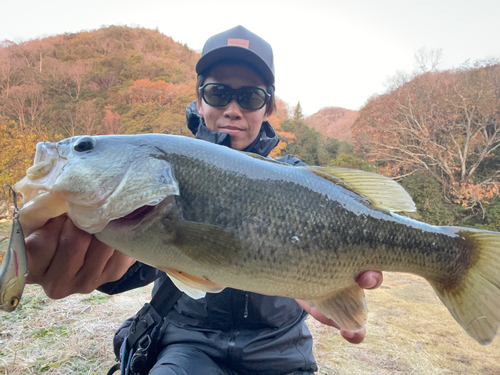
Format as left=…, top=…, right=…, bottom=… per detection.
left=105, top=195, right=175, bottom=231
left=108, top=202, right=162, bottom=228
left=120, top=205, right=157, bottom=220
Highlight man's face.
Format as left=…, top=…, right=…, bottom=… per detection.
left=197, top=64, right=269, bottom=151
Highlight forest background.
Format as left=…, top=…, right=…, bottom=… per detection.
left=0, top=25, right=499, bottom=231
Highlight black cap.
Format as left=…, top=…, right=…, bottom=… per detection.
left=195, top=25, right=275, bottom=85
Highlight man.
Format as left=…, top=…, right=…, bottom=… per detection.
left=25, top=26, right=382, bottom=374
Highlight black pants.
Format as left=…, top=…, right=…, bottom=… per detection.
left=149, top=343, right=314, bottom=375
left=149, top=344, right=238, bottom=375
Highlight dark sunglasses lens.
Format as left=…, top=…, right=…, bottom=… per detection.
left=203, top=84, right=232, bottom=106
left=237, top=87, right=267, bottom=110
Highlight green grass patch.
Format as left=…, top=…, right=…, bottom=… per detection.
left=80, top=292, right=109, bottom=305
left=33, top=325, right=70, bottom=339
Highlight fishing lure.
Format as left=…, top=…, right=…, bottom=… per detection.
left=0, top=185, right=27, bottom=312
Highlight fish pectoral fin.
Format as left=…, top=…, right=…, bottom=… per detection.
left=309, top=284, right=368, bottom=332
left=159, top=267, right=225, bottom=300
left=163, top=220, right=240, bottom=266
left=307, top=166, right=416, bottom=213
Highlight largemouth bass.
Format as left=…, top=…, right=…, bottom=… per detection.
left=13, top=134, right=500, bottom=345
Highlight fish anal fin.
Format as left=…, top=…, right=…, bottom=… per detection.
left=308, top=166, right=416, bottom=213
left=159, top=267, right=225, bottom=300
left=308, top=284, right=368, bottom=332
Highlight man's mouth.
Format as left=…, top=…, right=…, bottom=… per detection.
left=220, top=125, right=244, bottom=135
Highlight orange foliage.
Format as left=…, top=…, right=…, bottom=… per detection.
left=127, top=79, right=196, bottom=113
left=267, top=114, right=296, bottom=157
left=102, top=106, right=123, bottom=134
left=305, top=107, right=358, bottom=141
left=268, top=142, right=287, bottom=158
left=451, top=181, right=500, bottom=207
left=0, top=117, right=41, bottom=194
left=352, top=64, right=500, bottom=206
left=128, top=79, right=173, bottom=105
left=268, top=115, right=296, bottom=143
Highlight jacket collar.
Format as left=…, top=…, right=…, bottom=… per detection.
left=185, top=100, right=279, bottom=157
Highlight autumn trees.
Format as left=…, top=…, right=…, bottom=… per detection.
left=0, top=116, right=41, bottom=197
left=353, top=61, right=500, bottom=225
left=1, top=26, right=498, bottom=230
left=0, top=26, right=202, bottom=198
left=0, top=26, right=199, bottom=139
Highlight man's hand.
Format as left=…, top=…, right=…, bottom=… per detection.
left=296, top=270, right=383, bottom=344
left=25, top=215, right=136, bottom=299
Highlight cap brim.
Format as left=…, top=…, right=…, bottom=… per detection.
left=195, top=46, right=274, bottom=85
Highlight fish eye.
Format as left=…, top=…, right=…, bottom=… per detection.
left=74, top=137, right=96, bottom=152
left=10, top=297, right=19, bottom=307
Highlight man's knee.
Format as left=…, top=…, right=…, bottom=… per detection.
left=149, top=344, right=235, bottom=375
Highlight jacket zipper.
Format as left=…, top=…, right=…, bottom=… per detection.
left=243, top=292, right=249, bottom=319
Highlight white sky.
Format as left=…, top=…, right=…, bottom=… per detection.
left=1, top=0, right=499, bottom=116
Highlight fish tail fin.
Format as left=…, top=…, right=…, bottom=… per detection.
left=430, top=228, right=500, bottom=345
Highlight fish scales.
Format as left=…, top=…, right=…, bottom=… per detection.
left=11, top=134, right=500, bottom=345
left=154, top=149, right=471, bottom=297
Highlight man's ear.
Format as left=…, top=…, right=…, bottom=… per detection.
left=197, top=98, right=204, bottom=116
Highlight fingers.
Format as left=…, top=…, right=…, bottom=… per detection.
left=25, top=215, right=68, bottom=284
left=308, top=306, right=339, bottom=328
left=75, top=241, right=136, bottom=294
left=42, top=218, right=94, bottom=298
left=340, top=327, right=366, bottom=344
left=25, top=215, right=135, bottom=299
left=296, top=299, right=340, bottom=328
left=297, top=299, right=367, bottom=344
left=356, top=270, right=383, bottom=290
left=99, top=251, right=136, bottom=285
left=297, top=270, right=383, bottom=345
left=72, top=236, right=118, bottom=294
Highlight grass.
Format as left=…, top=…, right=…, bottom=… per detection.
left=0, top=219, right=499, bottom=374
left=0, top=220, right=10, bottom=256
left=0, top=284, right=152, bottom=375
left=308, top=273, right=500, bottom=374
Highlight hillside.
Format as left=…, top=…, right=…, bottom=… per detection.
left=305, top=106, right=358, bottom=141
left=0, top=25, right=200, bottom=139
left=1, top=26, right=354, bottom=195
left=352, top=63, right=500, bottom=228
left=0, top=26, right=203, bottom=194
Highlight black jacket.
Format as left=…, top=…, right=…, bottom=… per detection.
left=99, top=101, right=317, bottom=374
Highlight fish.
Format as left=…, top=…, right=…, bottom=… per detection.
left=13, top=134, right=500, bottom=345
left=0, top=186, right=28, bottom=312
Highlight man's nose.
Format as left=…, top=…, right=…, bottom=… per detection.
left=223, top=98, right=243, bottom=119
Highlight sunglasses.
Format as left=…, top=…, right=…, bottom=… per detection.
left=199, top=83, right=271, bottom=111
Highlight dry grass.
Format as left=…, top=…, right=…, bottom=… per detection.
left=0, top=285, right=152, bottom=375
left=309, top=273, right=500, bottom=375
left=0, top=221, right=499, bottom=374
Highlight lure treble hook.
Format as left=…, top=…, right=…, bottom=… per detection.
left=2, top=184, right=20, bottom=219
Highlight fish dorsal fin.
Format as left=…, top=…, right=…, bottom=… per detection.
left=308, top=166, right=416, bottom=213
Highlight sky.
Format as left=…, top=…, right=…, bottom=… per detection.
left=1, top=0, right=499, bottom=116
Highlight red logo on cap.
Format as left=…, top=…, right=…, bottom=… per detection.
left=227, top=39, right=250, bottom=49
